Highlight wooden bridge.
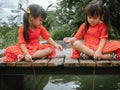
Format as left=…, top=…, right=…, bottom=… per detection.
left=0, top=41, right=120, bottom=90
left=0, top=40, right=120, bottom=75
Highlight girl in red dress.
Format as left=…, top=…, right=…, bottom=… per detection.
left=4, top=4, right=63, bottom=62
left=63, top=0, right=120, bottom=60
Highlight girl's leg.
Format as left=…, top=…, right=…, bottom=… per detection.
left=73, top=40, right=94, bottom=57
left=32, top=48, right=52, bottom=59
left=101, top=48, right=120, bottom=60
left=101, top=53, right=118, bottom=60
left=101, top=53, right=111, bottom=60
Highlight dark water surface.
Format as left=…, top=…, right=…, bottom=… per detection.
left=24, top=75, right=120, bottom=90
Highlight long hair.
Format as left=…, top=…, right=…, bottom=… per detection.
left=84, top=0, right=111, bottom=32
left=23, top=4, right=46, bottom=42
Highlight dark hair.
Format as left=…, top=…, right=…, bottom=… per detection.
left=23, top=4, right=46, bottom=42
left=84, top=0, right=111, bottom=32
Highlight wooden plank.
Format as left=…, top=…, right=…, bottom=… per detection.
left=32, top=59, right=49, bottom=67
left=79, top=59, right=96, bottom=67
left=64, top=48, right=79, bottom=67
left=112, top=61, right=120, bottom=67
left=54, top=49, right=65, bottom=58
left=15, top=61, right=31, bottom=67
left=0, top=57, right=16, bottom=67
left=64, top=57, right=79, bottom=67
left=64, top=48, right=72, bottom=58
left=48, top=57, right=64, bottom=67
left=96, top=60, right=112, bottom=67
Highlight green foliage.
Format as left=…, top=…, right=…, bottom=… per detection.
left=50, top=27, right=70, bottom=40
left=0, top=23, right=18, bottom=49
left=50, top=25, right=78, bottom=40
left=109, top=28, right=120, bottom=40
left=102, top=0, right=120, bottom=39
left=55, top=0, right=91, bottom=27
left=108, top=0, right=120, bottom=31
left=44, top=11, right=59, bottom=31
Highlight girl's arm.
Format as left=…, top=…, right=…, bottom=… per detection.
left=47, top=38, right=63, bottom=51
left=20, top=44, right=29, bottom=55
left=63, top=37, right=77, bottom=44
left=94, top=38, right=107, bottom=59
left=20, top=44, right=32, bottom=61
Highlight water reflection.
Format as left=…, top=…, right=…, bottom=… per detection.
left=24, top=75, right=120, bottom=90
left=44, top=75, right=81, bottom=90
left=24, top=75, right=49, bottom=90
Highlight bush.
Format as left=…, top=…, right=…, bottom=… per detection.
left=109, top=28, right=120, bottom=40
left=50, top=25, right=78, bottom=40
left=0, top=24, right=18, bottom=49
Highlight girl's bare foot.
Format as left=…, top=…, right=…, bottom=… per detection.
left=17, top=55, right=24, bottom=62
left=25, top=54, right=33, bottom=62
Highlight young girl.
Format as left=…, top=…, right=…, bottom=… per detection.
left=4, top=4, right=63, bottom=62
left=63, top=0, right=120, bottom=60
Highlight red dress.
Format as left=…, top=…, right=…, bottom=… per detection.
left=4, top=25, right=56, bottom=62
left=71, top=22, right=120, bottom=60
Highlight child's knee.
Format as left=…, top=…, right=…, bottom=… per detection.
left=46, top=48, right=52, bottom=54
left=73, top=41, right=82, bottom=48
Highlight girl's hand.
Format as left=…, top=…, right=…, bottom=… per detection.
left=94, top=50, right=102, bottom=60
left=63, top=37, right=71, bottom=44
left=55, top=43, right=63, bottom=51
left=25, top=54, right=33, bottom=62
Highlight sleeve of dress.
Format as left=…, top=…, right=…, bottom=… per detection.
left=74, top=23, right=85, bottom=40
left=18, top=25, right=26, bottom=44
left=39, top=25, right=51, bottom=40
left=100, top=23, right=108, bottom=40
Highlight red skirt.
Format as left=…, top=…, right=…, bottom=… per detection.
left=4, top=44, right=56, bottom=62
left=71, top=40, right=120, bottom=60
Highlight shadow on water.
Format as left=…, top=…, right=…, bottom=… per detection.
left=24, top=75, right=120, bottom=90
left=24, top=75, right=49, bottom=90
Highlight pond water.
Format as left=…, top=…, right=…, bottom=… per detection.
left=24, top=75, right=120, bottom=90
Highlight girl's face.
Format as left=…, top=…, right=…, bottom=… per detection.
left=29, top=16, right=44, bottom=29
left=87, top=15, right=101, bottom=26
